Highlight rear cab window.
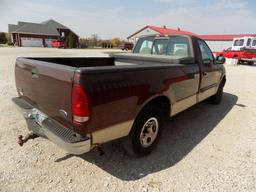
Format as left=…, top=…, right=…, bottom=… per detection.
left=133, top=37, right=154, bottom=54
left=133, top=36, right=192, bottom=58
left=166, top=36, right=190, bottom=57
left=152, top=39, right=168, bottom=55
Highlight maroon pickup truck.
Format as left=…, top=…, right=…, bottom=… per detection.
left=13, top=34, right=226, bottom=157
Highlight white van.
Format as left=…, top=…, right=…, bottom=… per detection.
left=232, top=36, right=256, bottom=51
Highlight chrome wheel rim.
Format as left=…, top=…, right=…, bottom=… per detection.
left=140, top=117, right=159, bottom=148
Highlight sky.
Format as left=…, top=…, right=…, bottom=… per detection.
left=0, top=0, right=255, bottom=39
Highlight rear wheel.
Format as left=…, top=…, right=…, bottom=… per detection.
left=248, top=61, right=254, bottom=65
left=123, top=105, right=162, bottom=157
left=210, top=81, right=224, bottom=104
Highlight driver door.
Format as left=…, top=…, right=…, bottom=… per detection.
left=197, top=39, right=220, bottom=102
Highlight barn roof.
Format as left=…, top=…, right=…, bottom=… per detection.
left=127, top=25, right=196, bottom=39
left=127, top=25, right=256, bottom=41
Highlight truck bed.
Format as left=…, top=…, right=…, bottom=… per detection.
left=15, top=54, right=198, bottom=135
left=26, top=53, right=194, bottom=67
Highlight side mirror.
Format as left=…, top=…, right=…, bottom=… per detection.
left=215, top=56, right=225, bottom=64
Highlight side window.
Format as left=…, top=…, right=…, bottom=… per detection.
left=198, top=40, right=214, bottom=65
left=239, top=39, right=244, bottom=46
left=247, top=38, right=251, bottom=46
left=252, top=40, right=256, bottom=46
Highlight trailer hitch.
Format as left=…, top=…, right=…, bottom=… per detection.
left=18, top=132, right=39, bottom=146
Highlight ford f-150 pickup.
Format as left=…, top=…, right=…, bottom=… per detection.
left=13, top=34, right=226, bottom=157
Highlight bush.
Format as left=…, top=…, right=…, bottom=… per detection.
left=79, top=35, right=124, bottom=49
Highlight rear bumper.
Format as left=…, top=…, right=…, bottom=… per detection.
left=12, top=97, right=91, bottom=155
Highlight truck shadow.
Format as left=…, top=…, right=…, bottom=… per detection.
left=57, top=92, right=238, bottom=181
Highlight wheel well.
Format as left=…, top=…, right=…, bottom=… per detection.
left=141, top=96, right=171, bottom=119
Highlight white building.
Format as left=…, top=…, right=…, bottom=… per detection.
left=127, top=25, right=256, bottom=52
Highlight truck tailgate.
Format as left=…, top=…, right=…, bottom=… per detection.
left=15, top=58, right=75, bottom=124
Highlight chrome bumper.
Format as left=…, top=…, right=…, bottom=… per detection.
left=12, top=97, right=91, bottom=155
left=241, top=58, right=256, bottom=62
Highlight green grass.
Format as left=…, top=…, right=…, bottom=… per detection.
left=0, top=44, right=8, bottom=47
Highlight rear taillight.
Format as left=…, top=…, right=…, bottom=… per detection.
left=72, top=84, right=89, bottom=123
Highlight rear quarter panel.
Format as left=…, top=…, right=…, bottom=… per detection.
left=75, top=64, right=200, bottom=137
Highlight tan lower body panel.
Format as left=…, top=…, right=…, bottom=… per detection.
left=171, top=94, right=197, bottom=116
left=91, top=120, right=134, bottom=145
left=197, top=87, right=217, bottom=102
left=170, top=86, right=218, bottom=116
left=91, top=87, right=218, bottom=145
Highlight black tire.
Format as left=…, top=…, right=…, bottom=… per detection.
left=248, top=61, right=254, bottom=65
left=122, top=105, right=163, bottom=157
left=210, top=81, right=224, bottom=104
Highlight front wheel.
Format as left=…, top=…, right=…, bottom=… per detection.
left=210, top=81, right=224, bottom=104
left=123, top=105, right=162, bottom=157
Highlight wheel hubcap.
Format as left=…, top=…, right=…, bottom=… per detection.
left=140, top=117, right=159, bottom=148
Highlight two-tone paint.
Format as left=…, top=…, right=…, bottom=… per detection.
left=13, top=35, right=226, bottom=153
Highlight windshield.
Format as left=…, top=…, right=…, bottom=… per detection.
left=133, top=36, right=191, bottom=57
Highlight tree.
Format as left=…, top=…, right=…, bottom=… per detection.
left=90, top=34, right=99, bottom=47
left=100, top=39, right=112, bottom=48
left=67, top=32, right=76, bottom=48
left=79, top=38, right=89, bottom=48
left=111, top=37, right=121, bottom=48
left=0, top=33, right=7, bottom=44
left=6, top=33, right=12, bottom=45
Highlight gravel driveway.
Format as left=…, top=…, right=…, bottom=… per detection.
left=0, top=47, right=255, bottom=192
